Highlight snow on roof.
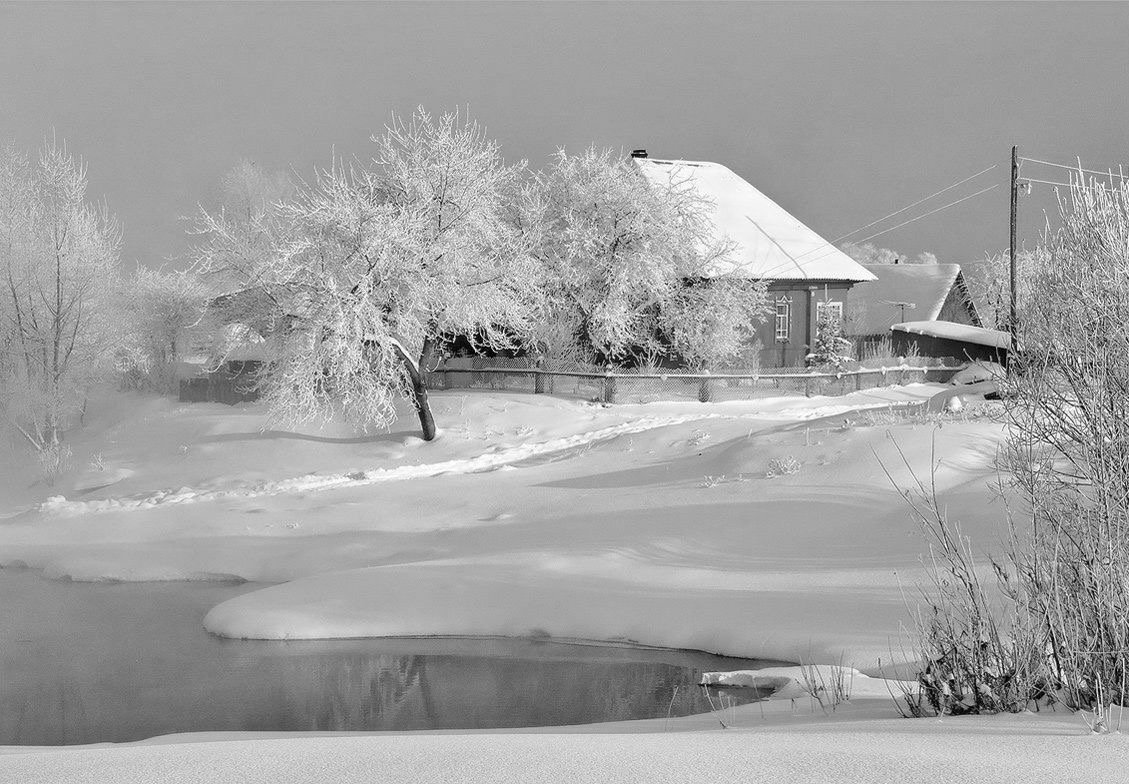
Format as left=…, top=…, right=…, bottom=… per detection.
left=892, top=320, right=1010, bottom=349
left=632, top=158, right=876, bottom=283
left=850, top=264, right=975, bottom=334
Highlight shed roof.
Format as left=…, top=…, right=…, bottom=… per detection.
left=850, top=264, right=975, bottom=334
left=632, top=158, right=876, bottom=283
left=892, top=320, right=1010, bottom=349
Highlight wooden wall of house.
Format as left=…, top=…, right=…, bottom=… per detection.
left=936, top=284, right=979, bottom=326
left=753, top=281, right=854, bottom=368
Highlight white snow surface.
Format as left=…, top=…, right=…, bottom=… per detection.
left=0, top=382, right=1057, bottom=781
left=700, top=665, right=916, bottom=701
left=949, top=361, right=1006, bottom=386
left=0, top=382, right=994, bottom=669
left=1, top=710, right=1124, bottom=784
left=29, top=405, right=883, bottom=518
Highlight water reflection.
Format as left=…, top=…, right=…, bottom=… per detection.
left=0, top=570, right=773, bottom=745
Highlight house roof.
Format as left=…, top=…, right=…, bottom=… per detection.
left=632, top=158, right=876, bottom=283
left=849, top=264, right=975, bottom=335
left=892, top=320, right=1010, bottom=350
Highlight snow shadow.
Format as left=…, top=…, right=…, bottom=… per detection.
left=198, top=429, right=418, bottom=445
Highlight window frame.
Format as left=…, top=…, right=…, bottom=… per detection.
left=774, top=295, right=792, bottom=342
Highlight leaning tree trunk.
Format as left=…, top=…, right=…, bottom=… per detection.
left=389, top=341, right=437, bottom=441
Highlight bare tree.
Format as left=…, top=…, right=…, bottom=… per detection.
left=193, top=109, right=540, bottom=440
left=0, top=139, right=122, bottom=452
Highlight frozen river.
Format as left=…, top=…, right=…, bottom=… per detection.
left=0, top=568, right=773, bottom=745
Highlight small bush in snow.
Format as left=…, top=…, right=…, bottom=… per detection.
left=798, top=658, right=855, bottom=713
left=765, top=456, right=801, bottom=478
left=687, top=429, right=711, bottom=448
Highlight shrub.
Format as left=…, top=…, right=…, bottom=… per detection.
left=766, top=455, right=801, bottom=478
left=898, top=172, right=1129, bottom=730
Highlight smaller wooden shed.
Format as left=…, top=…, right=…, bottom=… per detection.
left=891, top=321, right=1010, bottom=366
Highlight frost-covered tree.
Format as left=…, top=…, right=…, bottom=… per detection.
left=999, top=176, right=1129, bottom=714
left=0, top=139, right=122, bottom=451
left=192, top=109, right=540, bottom=440
left=840, top=241, right=938, bottom=266
left=191, top=158, right=292, bottom=301
left=662, top=278, right=769, bottom=370
left=962, top=249, right=1039, bottom=332
left=118, top=267, right=207, bottom=392
left=805, top=306, right=852, bottom=370
left=529, top=146, right=766, bottom=368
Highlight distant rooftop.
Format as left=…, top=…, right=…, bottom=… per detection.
left=851, top=263, right=976, bottom=334
left=632, top=158, right=876, bottom=283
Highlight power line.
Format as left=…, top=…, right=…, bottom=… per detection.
left=783, top=164, right=998, bottom=268
left=823, top=164, right=998, bottom=247
left=753, top=163, right=997, bottom=280
left=755, top=183, right=999, bottom=280
left=854, top=185, right=999, bottom=245
left=1018, top=156, right=1128, bottom=181
left=1020, top=177, right=1078, bottom=189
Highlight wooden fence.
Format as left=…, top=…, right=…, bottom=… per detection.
left=424, top=363, right=966, bottom=403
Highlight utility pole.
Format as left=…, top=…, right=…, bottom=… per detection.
left=1009, top=145, right=1019, bottom=357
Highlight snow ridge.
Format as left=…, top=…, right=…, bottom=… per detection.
left=33, top=414, right=713, bottom=517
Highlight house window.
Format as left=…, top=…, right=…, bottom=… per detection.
left=774, top=296, right=792, bottom=342
left=816, top=300, right=843, bottom=326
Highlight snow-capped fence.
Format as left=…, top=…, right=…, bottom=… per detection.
left=424, top=360, right=966, bottom=404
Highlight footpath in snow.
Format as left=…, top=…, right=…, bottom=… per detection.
left=25, top=386, right=938, bottom=518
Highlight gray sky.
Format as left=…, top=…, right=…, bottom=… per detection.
left=1, top=1, right=1126, bottom=269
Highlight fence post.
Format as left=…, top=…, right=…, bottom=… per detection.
left=603, top=372, right=616, bottom=404
left=698, top=370, right=712, bottom=403
left=854, top=370, right=863, bottom=392
left=534, top=364, right=546, bottom=394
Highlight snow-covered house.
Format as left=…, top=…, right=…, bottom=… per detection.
left=176, top=287, right=282, bottom=403
left=177, top=287, right=281, bottom=367
left=846, top=263, right=980, bottom=355
left=632, top=154, right=876, bottom=367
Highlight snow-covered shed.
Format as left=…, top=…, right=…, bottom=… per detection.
left=632, top=155, right=876, bottom=367
left=891, top=320, right=1010, bottom=366
left=847, top=263, right=980, bottom=353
